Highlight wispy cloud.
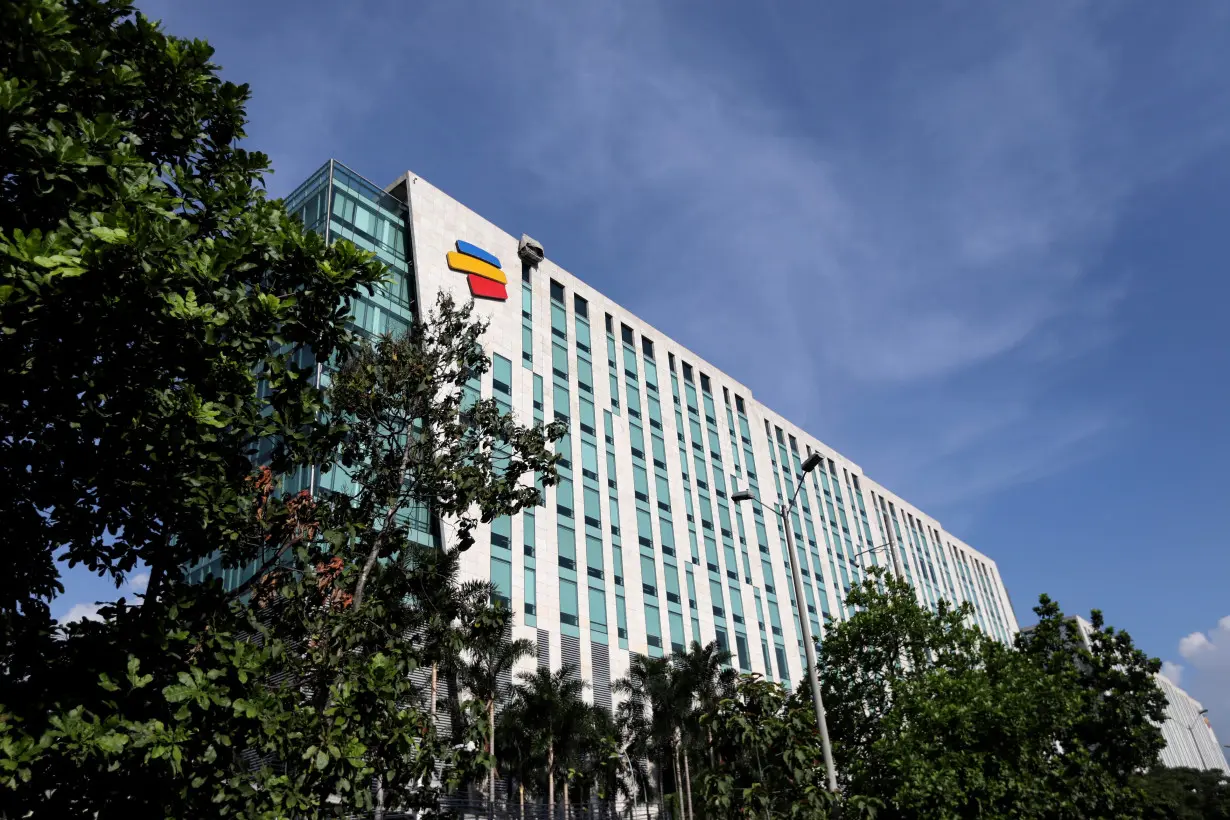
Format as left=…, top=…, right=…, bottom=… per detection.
left=459, top=1, right=1230, bottom=517
left=135, top=0, right=1230, bottom=527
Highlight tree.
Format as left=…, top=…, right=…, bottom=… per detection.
left=697, top=674, right=879, bottom=820
left=616, top=653, right=692, bottom=818
left=1136, top=766, right=1230, bottom=820
left=496, top=696, right=544, bottom=819
left=0, top=0, right=383, bottom=653
left=3, top=219, right=565, bottom=819
left=316, top=290, right=564, bottom=816
left=459, top=629, right=536, bottom=808
left=1, top=0, right=387, bottom=814
left=508, top=665, right=587, bottom=817
left=815, top=568, right=1167, bottom=819
left=404, top=540, right=499, bottom=724
left=573, top=702, right=633, bottom=815
left=674, top=640, right=737, bottom=819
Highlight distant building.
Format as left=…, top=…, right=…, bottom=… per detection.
left=1022, top=615, right=1229, bottom=773
left=1154, top=673, right=1229, bottom=773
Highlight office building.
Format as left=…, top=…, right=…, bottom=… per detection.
left=194, top=159, right=1019, bottom=702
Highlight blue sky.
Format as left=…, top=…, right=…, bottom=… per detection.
left=57, top=1, right=1230, bottom=742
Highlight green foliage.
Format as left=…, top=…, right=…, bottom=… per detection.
left=329, top=292, right=566, bottom=566
left=0, top=7, right=566, bottom=807
left=501, top=665, right=591, bottom=807
left=0, top=0, right=383, bottom=645
left=815, top=568, right=1167, bottom=820
left=1135, top=766, right=1230, bottom=820
left=698, top=675, right=879, bottom=820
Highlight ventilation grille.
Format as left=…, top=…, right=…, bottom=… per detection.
left=537, top=628, right=550, bottom=669
left=497, top=624, right=514, bottom=703
left=591, top=642, right=612, bottom=712
left=561, top=634, right=581, bottom=680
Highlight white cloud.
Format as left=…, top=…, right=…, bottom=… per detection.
left=1180, top=630, right=1214, bottom=659
left=62, top=602, right=104, bottom=623
left=1166, top=615, right=1230, bottom=743
left=127, top=572, right=150, bottom=594
left=1161, top=661, right=1183, bottom=686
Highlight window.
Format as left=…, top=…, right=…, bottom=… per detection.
left=550, top=279, right=565, bottom=303
left=682, top=363, right=694, bottom=382
left=621, top=323, right=635, bottom=346
left=735, top=634, right=751, bottom=670
left=574, top=294, right=588, bottom=318
left=700, top=373, right=711, bottom=393
left=605, top=313, right=613, bottom=333
left=642, top=337, right=655, bottom=360
left=668, top=352, right=676, bottom=369
left=735, top=395, right=745, bottom=413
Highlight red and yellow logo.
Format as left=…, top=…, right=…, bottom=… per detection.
left=448, top=240, right=507, bottom=301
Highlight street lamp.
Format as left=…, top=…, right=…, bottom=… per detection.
left=1189, top=709, right=1210, bottom=770
left=732, top=450, right=839, bottom=794
left=847, top=537, right=904, bottom=582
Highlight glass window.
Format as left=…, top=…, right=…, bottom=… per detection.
left=491, top=557, right=512, bottom=607
left=588, top=586, right=607, bottom=627
left=550, top=279, right=565, bottom=304
left=492, top=354, right=512, bottom=396
left=559, top=578, right=579, bottom=625
left=735, top=634, right=751, bottom=670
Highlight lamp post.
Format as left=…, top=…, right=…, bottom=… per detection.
left=732, top=451, right=839, bottom=794
left=1189, top=709, right=1210, bottom=770
left=847, top=518, right=905, bottom=583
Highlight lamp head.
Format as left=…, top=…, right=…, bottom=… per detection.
left=801, top=452, right=822, bottom=473
left=731, top=488, right=754, bottom=503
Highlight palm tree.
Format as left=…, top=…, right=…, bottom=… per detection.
left=574, top=703, right=634, bottom=816
left=496, top=698, right=543, bottom=820
left=615, top=654, right=690, bottom=819
left=511, top=665, right=586, bottom=818
left=673, top=641, right=736, bottom=820
left=405, top=542, right=497, bottom=723
left=460, top=626, right=535, bottom=808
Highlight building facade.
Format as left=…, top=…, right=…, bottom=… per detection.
left=200, top=159, right=1020, bottom=700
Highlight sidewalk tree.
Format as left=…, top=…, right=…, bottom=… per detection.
left=0, top=4, right=567, bottom=805
left=816, top=568, right=1166, bottom=819
left=509, top=665, right=587, bottom=815
left=698, top=674, right=880, bottom=820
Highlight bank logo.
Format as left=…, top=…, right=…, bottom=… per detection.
left=447, top=240, right=507, bottom=301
